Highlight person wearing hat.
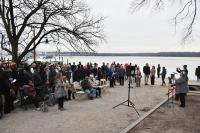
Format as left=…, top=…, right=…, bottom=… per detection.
left=175, top=72, right=189, bottom=107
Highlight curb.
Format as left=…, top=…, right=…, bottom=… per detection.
left=188, top=91, right=200, bottom=95
left=120, top=96, right=171, bottom=133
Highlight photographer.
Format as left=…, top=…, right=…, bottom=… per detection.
left=175, top=72, right=189, bottom=108
left=161, top=67, right=167, bottom=86
left=195, top=66, right=200, bottom=82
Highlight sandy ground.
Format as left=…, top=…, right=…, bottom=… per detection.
left=0, top=79, right=198, bottom=133
left=128, top=93, right=200, bottom=133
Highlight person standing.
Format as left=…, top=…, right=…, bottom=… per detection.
left=71, top=62, right=77, bottom=82
left=161, top=67, right=167, bottom=86
left=135, top=67, right=142, bottom=87
left=157, top=64, right=161, bottom=78
left=175, top=72, right=189, bottom=107
left=183, top=65, right=188, bottom=76
left=119, top=65, right=125, bottom=86
left=150, top=66, right=156, bottom=85
left=101, top=62, right=108, bottom=79
left=108, top=65, right=116, bottom=87
left=143, top=63, right=150, bottom=85
left=54, top=71, right=67, bottom=111
left=0, top=68, right=13, bottom=114
left=195, top=66, right=200, bottom=82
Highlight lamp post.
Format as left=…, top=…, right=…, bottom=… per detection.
left=58, top=48, right=61, bottom=61
left=32, top=27, right=49, bottom=62
left=33, top=28, right=36, bottom=62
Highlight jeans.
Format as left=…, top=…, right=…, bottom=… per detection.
left=85, top=88, right=96, bottom=98
left=136, top=78, right=141, bottom=87
left=162, top=76, right=165, bottom=85
left=144, top=75, right=149, bottom=85
left=119, top=76, right=124, bottom=86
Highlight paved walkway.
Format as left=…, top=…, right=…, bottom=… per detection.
left=0, top=79, right=170, bottom=133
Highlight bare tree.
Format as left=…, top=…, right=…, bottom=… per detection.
left=131, top=0, right=198, bottom=42
left=0, top=0, right=105, bottom=64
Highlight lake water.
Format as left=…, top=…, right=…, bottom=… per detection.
left=55, top=56, right=200, bottom=81
left=3, top=54, right=199, bottom=80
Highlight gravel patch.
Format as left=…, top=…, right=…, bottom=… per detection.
left=0, top=79, right=174, bottom=133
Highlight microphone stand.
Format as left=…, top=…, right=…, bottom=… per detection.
left=112, top=76, right=140, bottom=116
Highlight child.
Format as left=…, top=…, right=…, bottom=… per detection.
left=54, top=71, right=67, bottom=111
left=135, top=67, right=142, bottom=87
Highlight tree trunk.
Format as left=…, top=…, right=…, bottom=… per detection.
left=12, top=43, right=19, bottom=65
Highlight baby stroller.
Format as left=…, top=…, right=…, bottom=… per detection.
left=40, top=95, right=49, bottom=112
left=38, top=87, right=56, bottom=112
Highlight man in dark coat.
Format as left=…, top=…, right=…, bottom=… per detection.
left=0, top=69, right=13, bottom=113
left=143, top=63, right=150, bottom=85
left=157, top=64, right=161, bottom=78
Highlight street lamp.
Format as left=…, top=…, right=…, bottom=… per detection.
left=33, top=28, right=49, bottom=62
left=58, top=48, right=61, bottom=61
left=45, top=36, right=49, bottom=44
left=33, top=28, right=36, bottom=62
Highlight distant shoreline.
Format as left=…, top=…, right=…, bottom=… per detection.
left=38, top=52, right=200, bottom=57
left=1, top=52, right=200, bottom=58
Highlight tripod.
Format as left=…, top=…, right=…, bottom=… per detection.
left=167, top=77, right=176, bottom=105
left=112, top=77, right=140, bottom=116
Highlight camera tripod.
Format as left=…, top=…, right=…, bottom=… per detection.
left=112, top=77, right=140, bottom=116
left=167, top=75, right=176, bottom=105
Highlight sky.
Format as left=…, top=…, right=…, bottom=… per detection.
left=82, top=0, right=200, bottom=53
left=37, top=0, right=200, bottom=53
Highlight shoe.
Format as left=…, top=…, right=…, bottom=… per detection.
left=89, top=97, right=94, bottom=100
left=35, top=108, right=41, bottom=111
left=179, top=105, right=185, bottom=108
left=13, top=99, right=19, bottom=104
left=59, top=108, right=66, bottom=111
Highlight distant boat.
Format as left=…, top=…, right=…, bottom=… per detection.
left=43, top=55, right=54, bottom=59
left=27, top=55, right=64, bottom=64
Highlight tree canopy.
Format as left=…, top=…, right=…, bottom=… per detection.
left=0, top=0, right=105, bottom=63
left=131, top=0, right=198, bottom=42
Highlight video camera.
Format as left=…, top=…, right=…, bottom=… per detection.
left=168, top=72, right=177, bottom=84
left=176, top=68, right=184, bottom=73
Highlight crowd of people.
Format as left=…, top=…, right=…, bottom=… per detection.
left=0, top=60, right=194, bottom=118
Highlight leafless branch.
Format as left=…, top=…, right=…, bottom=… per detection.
left=131, top=0, right=198, bottom=42
left=0, top=0, right=105, bottom=63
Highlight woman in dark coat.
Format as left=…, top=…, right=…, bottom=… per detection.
left=161, top=67, right=167, bottom=86
left=175, top=73, right=189, bottom=107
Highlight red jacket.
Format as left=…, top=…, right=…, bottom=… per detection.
left=23, top=85, right=36, bottom=97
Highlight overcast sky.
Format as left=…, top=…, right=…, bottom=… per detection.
left=83, top=0, right=200, bottom=53
left=37, top=0, right=200, bottom=53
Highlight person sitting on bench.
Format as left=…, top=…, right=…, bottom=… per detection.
left=81, top=76, right=96, bottom=100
